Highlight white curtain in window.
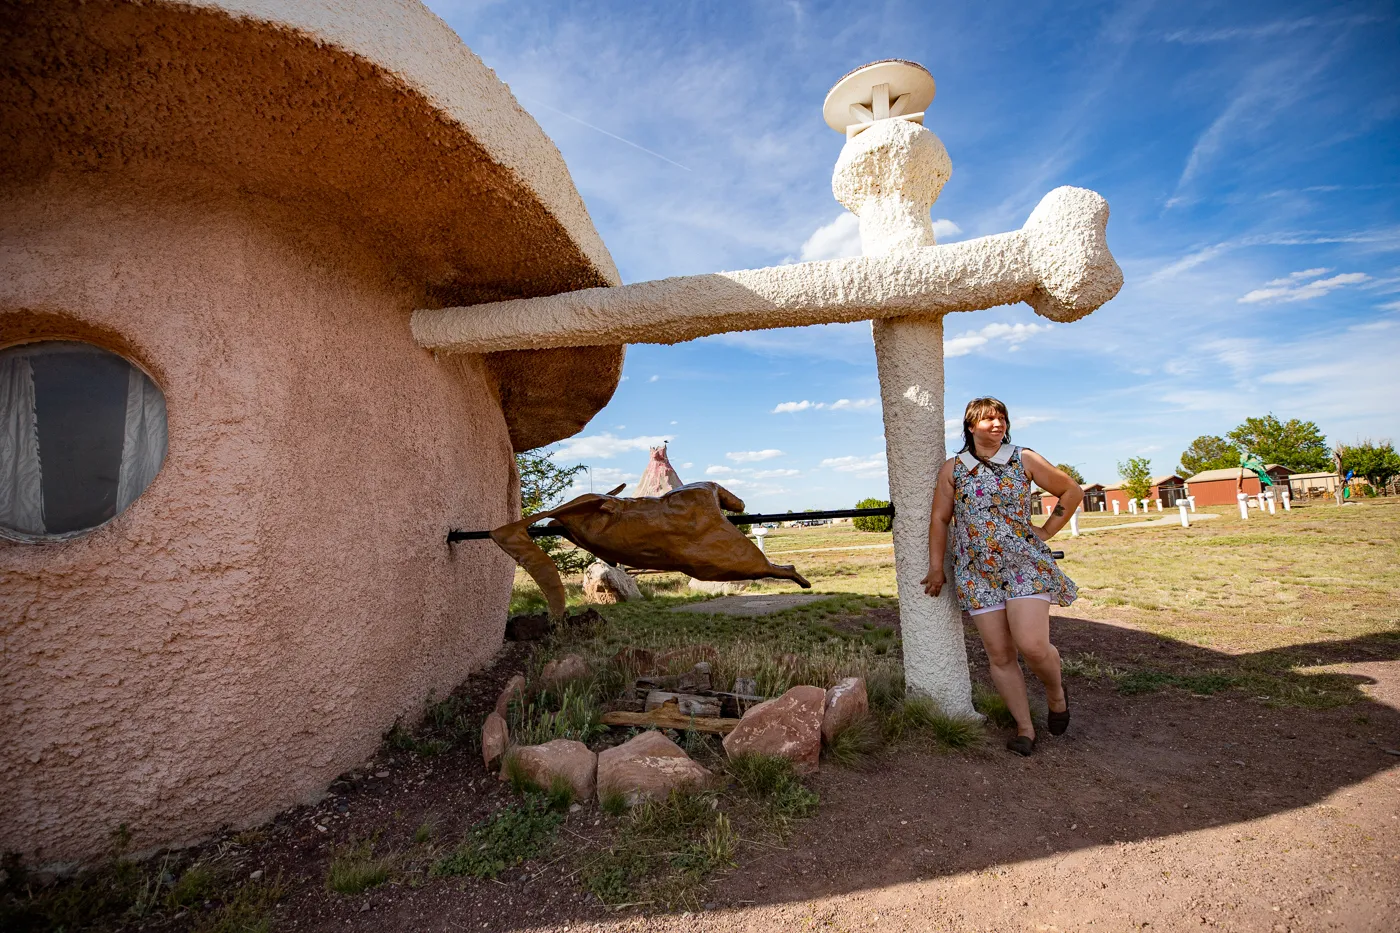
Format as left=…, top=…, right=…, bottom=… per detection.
left=0, top=353, right=46, bottom=534
left=116, top=366, right=168, bottom=513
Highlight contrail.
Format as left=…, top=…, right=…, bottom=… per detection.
left=525, top=98, right=691, bottom=172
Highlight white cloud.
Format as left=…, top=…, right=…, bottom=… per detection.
left=798, top=214, right=861, bottom=261
left=1238, top=270, right=1370, bottom=304
left=772, top=397, right=878, bottom=413
left=648, top=374, right=660, bottom=382
left=820, top=452, right=887, bottom=475
left=932, top=219, right=962, bottom=241
left=553, top=433, right=671, bottom=459
left=797, top=214, right=961, bottom=261
left=944, top=322, right=1049, bottom=357
left=708, top=464, right=799, bottom=479
left=726, top=449, right=783, bottom=462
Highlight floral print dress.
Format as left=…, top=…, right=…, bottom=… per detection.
left=950, top=445, right=1077, bottom=612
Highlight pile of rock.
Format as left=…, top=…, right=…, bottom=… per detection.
left=481, top=656, right=870, bottom=804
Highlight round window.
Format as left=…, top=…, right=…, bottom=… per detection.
left=0, top=341, right=167, bottom=541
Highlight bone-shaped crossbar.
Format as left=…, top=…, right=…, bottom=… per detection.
left=411, top=186, right=1122, bottom=354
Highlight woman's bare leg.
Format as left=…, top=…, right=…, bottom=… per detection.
left=973, top=609, right=1035, bottom=739
left=1006, top=598, right=1066, bottom=713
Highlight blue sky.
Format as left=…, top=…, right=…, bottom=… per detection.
left=427, top=0, right=1400, bottom=512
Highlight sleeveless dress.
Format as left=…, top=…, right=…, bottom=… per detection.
left=950, top=445, right=1077, bottom=612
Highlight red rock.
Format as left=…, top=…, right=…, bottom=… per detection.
left=481, top=712, right=508, bottom=770
left=722, top=685, right=825, bottom=774
left=494, top=674, right=526, bottom=719
left=540, top=654, right=589, bottom=687
left=612, top=647, right=657, bottom=675
left=821, top=677, right=869, bottom=744
left=597, top=731, right=713, bottom=806
left=501, top=739, right=597, bottom=800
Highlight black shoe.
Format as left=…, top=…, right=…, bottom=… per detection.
left=1047, top=684, right=1070, bottom=736
left=1006, top=735, right=1036, bottom=756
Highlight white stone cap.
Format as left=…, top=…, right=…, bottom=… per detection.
left=823, top=60, right=936, bottom=134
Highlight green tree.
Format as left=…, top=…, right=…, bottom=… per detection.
left=1055, top=463, right=1086, bottom=485
left=1177, top=435, right=1240, bottom=477
left=516, top=448, right=591, bottom=573
left=1117, top=456, right=1153, bottom=503
left=1338, top=440, right=1400, bottom=493
left=853, top=497, right=893, bottom=532
left=1227, top=414, right=1331, bottom=472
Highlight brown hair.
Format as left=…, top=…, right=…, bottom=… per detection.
left=960, top=397, right=1011, bottom=467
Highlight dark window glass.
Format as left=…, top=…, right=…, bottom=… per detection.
left=0, top=341, right=167, bottom=540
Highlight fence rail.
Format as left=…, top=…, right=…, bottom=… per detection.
left=446, top=506, right=896, bottom=544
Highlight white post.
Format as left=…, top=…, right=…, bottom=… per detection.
left=1179, top=501, right=1190, bottom=528
left=1237, top=492, right=1249, bottom=520
left=753, top=525, right=768, bottom=554
left=1141, top=498, right=1152, bottom=514
left=1155, top=498, right=1163, bottom=512
left=844, top=117, right=974, bottom=716
left=1256, top=491, right=1266, bottom=512
left=1069, top=511, right=1079, bottom=536
left=1282, top=490, right=1291, bottom=511
left=1112, top=500, right=1120, bottom=516
left=1266, top=490, right=1276, bottom=515
left=1188, top=496, right=1196, bottom=513
left=1128, top=499, right=1136, bottom=515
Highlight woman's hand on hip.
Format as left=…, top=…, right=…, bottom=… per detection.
left=920, top=567, right=945, bottom=597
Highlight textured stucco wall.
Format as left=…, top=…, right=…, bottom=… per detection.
left=0, top=183, right=518, bottom=864
left=0, top=0, right=624, bottom=450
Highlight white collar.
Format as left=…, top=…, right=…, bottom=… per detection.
left=959, top=444, right=1014, bottom=470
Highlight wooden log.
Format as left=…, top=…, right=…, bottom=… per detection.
left=644, top=691, right=721, bottom=718
left=638, top=662, right=712, bottom=694
left=601, top=699, right=739, bottom=734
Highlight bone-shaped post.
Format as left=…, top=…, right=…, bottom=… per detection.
left=410, top=66, right=1122, bottom=716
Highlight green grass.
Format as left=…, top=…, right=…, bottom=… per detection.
left=326, top=841, right=394, bottom=894
left=725, top=754, right=820, bottom=823
left=882, top=695, right=983, bottom=748
left=972, top=682, right=1016, bottom=729
left=510, top=682, right=607, bottom=746
left=580, top=790, right=736, bottom=909
left=431, top=798, right=563, bottom=880
left=822, top=714, right=883, bottom=769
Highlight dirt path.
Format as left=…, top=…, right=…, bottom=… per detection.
left=276, top=615, right=1399, bottom=933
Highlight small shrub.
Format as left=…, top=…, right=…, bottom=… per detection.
left=165, top=863, right=216, bottom=909
left=431, top=798, right=562, bottom=880
left=413, top=819, right=437, bottom=844
left=546, top=775, right=576, bottom=812
left=972, top=682, right=1016, bottom=728
left=194, top=873, right=285, bottom=933
left=822, top=714, right=882, bottom=769
left=853, top=498, right=893, bottom=533
left=326, top=842, right=394, bottom=895
left=1117, top=669, right=1174, bottom=695
left=884, top=695, right=982, bottom=748
left=502, top=753, right=542, bottom=795
left=600, top=789, right=629, bottom=817
left=581, top=790, right=728, bottom=908
left=727, top=753, right=794, bottom=796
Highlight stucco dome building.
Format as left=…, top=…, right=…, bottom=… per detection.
left=0, top=0, right=625, bottom=863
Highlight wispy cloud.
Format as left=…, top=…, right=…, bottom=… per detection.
left=819, top=452, right=887, bottom=475
left=726, top=449, right=783, bottom=463
left=796, top=215, right=961, bottom=262
left=1163, top=14, right=1383, bottom=44
left=705, top=465, right=800, bottom=479
left=944, top=322, right=1049, bottom=357
left=553, top=433, right=671, bottom=459
left=1238, top=269, right=1370, bottom=304
left=772, top=398, right=878, bottom=414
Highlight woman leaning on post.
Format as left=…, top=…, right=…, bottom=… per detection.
left=921, top=397, right=1083, bottom=756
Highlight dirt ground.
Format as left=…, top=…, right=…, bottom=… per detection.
left=48, top=606, right=1389, bottom=933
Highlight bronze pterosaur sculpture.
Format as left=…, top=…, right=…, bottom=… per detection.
left=490, top=482, right=811, bottom=618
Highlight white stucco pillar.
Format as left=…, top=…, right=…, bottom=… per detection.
left=834, top=118, right=974, bottom=716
